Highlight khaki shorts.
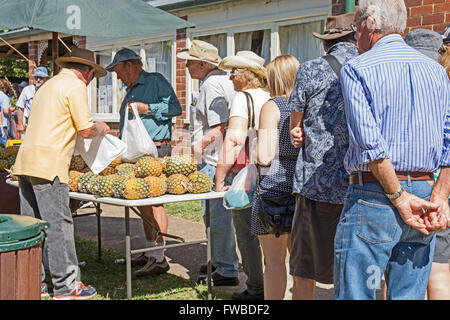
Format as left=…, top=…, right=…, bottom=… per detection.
left=289, top=195, right=343, bottom=284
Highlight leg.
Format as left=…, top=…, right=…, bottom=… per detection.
left=258, top=234, right=290, bottom=300
left=427, top=262, right=450, bottom=300
left=232, top=207, right=264, bottom=297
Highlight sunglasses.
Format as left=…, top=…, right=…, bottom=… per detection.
left=230, top=68, right=246, bottom=76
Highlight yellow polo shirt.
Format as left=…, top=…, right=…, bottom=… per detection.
left=13, top=68, right=93, bottom=184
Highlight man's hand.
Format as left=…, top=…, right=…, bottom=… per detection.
left=429, top=195, right=450, bottom=229
left=214, top=180, right=230, bottom=192
left=290, top=126, right=304, bottom=148
left=391, top=191, right=441, bottom=235
left=127, top=101, right=152, bottom=115
left=93, top=122, right=110, bottom=137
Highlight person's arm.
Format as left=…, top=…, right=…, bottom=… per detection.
left=430, top=167, right=450, bottom=228
left=15, top=89, right=26, bottom=133
left=368, top=159, right=444, bottom=235
left=0, top=111, right=3, bottom=138
left=214, top=116, right=248, bottom=192
left=288, top=66, right=309, bottom=147
left=193, top=123, right=226, bottom=163
left=78, top=122, right=110, bottom=139
left=257, top=100, right=280, bottom=166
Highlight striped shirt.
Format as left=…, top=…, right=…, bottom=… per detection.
left=341, top=34, right=450, bottom=174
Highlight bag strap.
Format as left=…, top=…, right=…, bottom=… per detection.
left=242, top=91, right=255, bottom=130
left=322, top=54, right=343, bottom=79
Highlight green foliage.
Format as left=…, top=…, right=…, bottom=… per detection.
left=0, top=58, right=28, bottom=78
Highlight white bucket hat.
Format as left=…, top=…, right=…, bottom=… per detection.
left=218, top=51, right=267, bottom=79
left=176, top=40, right=221, bottom=66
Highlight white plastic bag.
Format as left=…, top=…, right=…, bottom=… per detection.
left=75, top=133, right=128, bottom=174
left=121, top=102, right=158, bottom=162
left=223, top=163, right=258, bottom=210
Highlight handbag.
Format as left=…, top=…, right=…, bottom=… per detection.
left=256, top=167, right=296, bottom=237
left=232, top=91, right=255, bottom=169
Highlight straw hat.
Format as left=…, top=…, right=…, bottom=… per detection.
left=56, top=47, right=107, bottom=78
left=218, top=51, right=267, bottom=79
left=177, top=40, right=221, bottom=67
left=312, top=12, right=356, bottom=41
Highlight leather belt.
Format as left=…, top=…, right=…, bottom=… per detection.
left=154, top=140, right=171, bottom=147
left=349, top=171, right=434, bottom=185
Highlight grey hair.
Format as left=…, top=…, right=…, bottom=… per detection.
left=356, top=0, right=407, bottom=34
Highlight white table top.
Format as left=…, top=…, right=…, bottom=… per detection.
left=6, top=178, right=226, bottom=207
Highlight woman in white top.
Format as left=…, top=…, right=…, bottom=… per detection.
left=215, top=51, right=270, bottom=300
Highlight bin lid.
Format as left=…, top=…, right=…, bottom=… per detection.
left=0, top=214, right=50, bottom=243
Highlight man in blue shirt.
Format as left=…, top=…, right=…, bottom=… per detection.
left=107, top=48, right=182, bottom=277
left=334, top=0, right=449, bottom=300
left=288, top=12, right=359, bottom=300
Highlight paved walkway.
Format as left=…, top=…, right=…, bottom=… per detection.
left=73, top=203, right=384, bottom=300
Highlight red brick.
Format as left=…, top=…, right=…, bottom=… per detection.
left=433, top=2, right=450, bottom=13
left=410, top=4, right=433, bottom=15
left=405, top=0, right=423, bottom=7
left=423, top=0, right=445, bottom=4
left=411, top=25, right=433, bottom=31
left=433, top=23, right=448, bottom=32
left=446, top=12, right=450, bottom=22
left=407, top=16, right=422, bottom=27
left=422, top=13, right=445, bottom=25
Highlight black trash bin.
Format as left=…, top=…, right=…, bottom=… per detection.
left=0, top=214, right=49, bottom=300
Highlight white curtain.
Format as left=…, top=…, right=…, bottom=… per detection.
left=234, top=30, right=271, bottom=65
left=279, top=20, right=324, bottom=63
left=196, top=33, right=227, bottom=59
left=97, top=53, right=113, bottom=113
left=145, top=41, right=172, bottom=82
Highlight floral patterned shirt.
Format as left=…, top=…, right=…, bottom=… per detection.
left=288, top=42, right=359, bottom=204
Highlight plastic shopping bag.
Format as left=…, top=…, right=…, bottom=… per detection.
left=121, top=102, right=158, bottom=162
left=75, top=133, right=128, bottom=174
left=223, top=163, right=258, bottom=210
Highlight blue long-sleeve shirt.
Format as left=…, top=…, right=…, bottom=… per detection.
left=119, top=71, right=182, bottom=141
left=341, top=34, right=450, bottom=174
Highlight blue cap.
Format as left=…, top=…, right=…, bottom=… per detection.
left=105, top=48, right=141, bottom=72
left=32, top=66, right=49, bottom=78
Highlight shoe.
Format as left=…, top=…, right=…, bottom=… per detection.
left=41, top=282, right=53, bottom=298
left=197, top=272, right=239, bottom=287
left=134, top=257, right=170, bottom=277
left=53, top=282, right=97, bottom=300
left=231, top=289, right=264, bottom=300
left=80, top=201, right=94, bottom=209
left=131, top=253, right=149, bottom=266
left=199, top=264, right=216, bottom=274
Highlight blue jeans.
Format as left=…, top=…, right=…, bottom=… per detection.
left=18, top=175, right=80, bottom=296
left=199, top=163, right=239, bottom=278
left=334, top=179, right=436, bottom=300
left=0, top=126, right=7, bottom=147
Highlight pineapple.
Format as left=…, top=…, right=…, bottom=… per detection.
left=69, top=170, right=84, bottom=192
left=115, top=163, right=135, bottom=172
left=109, top=156, right=122, bottom=168
left=70, top=155, right=86, bottom=171
left=134, top=156, right=163, bottom=178
left=6, top=155, right=16, bottom=168
left=144, top=176, right=167, bottom=197
left=0, top=148, right=9, bottom=160
left=91, top=175, right=117, bottom=197
left=0, top=159, right=9, bottom=171
left=116, top=166, right=135, bottom=178
left=121, top=178, right=150, bottom=200
left=112, top=176, right=128, bottom=198
left=164, top=155, right=197, bottom=177
left=6, top=145, right=19, bottom=157
left=187, top=171, right=214, bottom=194
left=166, top=174, right=189, bottom=195
left=99, top=166, right=116, bottom=176
left=77, top=172, right=97, bottom=194
left=157, top=156, right=169, bottom=171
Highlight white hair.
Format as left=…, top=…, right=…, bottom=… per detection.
left=356, top=0, right=407, bottom=34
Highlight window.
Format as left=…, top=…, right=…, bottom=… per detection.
left=144, top=40, right=173, bottom=82
left=234, top=29, right=270, bottom=65
left=195, top=33, right=227, bottom=58
left=96, top=52, right=113, bottom=114
left=279, top=20, right=324, bottom=62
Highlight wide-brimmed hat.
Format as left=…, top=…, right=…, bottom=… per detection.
left=405, top=28, right=442, bottom=62
left=105, top=48, right=141, bottom=72
left=32, top=66, right=49, bottom=78
left=218, top=51, right=266, bottom=79
left=176, top=40, right=221, bottom=67
left=312, top=12, right=356, bottom=40
left=56, top=47, right=106, bottom=78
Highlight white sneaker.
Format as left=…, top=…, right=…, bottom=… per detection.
left=80, top=201, right=94, bottom=209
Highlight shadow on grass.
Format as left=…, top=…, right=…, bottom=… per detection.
left=70, top=236, right=230, bottom=300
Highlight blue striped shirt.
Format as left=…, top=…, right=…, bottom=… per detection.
left=341, top=34, right=450, bottom=174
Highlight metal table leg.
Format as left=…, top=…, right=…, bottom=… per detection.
left=205, top=199, right=212, bottom=300
left=125, top=207, right=132, bottom=300
left=95, top=203, right=102, bottom=259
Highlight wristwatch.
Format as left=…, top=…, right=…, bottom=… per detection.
left=385, top=185, right=405, bottom=200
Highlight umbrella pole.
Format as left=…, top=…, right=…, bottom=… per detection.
left=0, top=36, right=29, bottom=62
left=52, top=32, right=58, bottom=75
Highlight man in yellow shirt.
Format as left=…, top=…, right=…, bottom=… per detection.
left=13, top=47, right=110, bottom=300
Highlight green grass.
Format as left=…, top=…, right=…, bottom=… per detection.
left=44, top=235, right=230, bottom=300
left=164, top=200, right=203, bottom=222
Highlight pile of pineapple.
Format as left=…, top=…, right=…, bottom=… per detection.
left=69, top=154, right=214, bottom=200
left=0, top=145, right=20, bottom=172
